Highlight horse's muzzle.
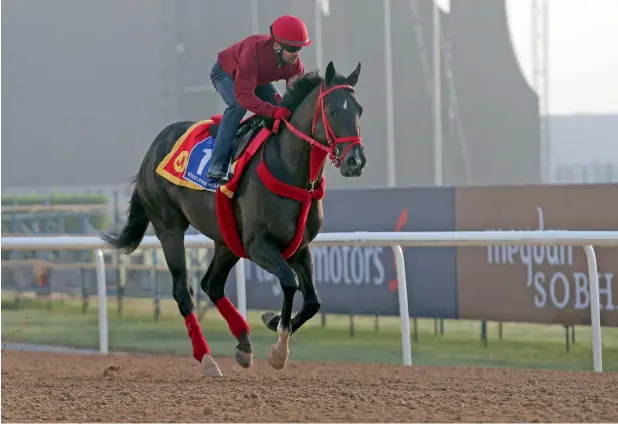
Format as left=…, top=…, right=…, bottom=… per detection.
left=341, top=145, right=366, bottom=177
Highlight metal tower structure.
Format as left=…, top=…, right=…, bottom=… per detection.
left=532, top=0, right=549, bottom=182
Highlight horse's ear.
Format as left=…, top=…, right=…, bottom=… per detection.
left=325, top=61, right=336, bottom=84
left=346, top=62, right=361, bottom=87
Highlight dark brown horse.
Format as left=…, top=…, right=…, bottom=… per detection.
left=102, top=61, right=365, bottom=376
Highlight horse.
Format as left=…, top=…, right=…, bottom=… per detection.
left=102, top=61, right=366, bottom=376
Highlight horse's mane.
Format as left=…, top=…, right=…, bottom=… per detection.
left=280, top=70, right=324, bottom=114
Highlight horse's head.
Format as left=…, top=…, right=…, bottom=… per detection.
left=316, top=61, right=365, bottom=177
left=278, top=61, right=366, bottom=178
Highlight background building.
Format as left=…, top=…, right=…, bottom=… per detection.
left=2, top=0, right=547, bottom=193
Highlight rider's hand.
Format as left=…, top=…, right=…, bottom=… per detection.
left=272, top=107, right=291, bottom=120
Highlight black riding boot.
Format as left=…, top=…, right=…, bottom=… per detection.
left=207, top=161, right=229, bottom=182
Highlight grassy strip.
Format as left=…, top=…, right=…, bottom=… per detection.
left=2, top=296, right=617, bottom=371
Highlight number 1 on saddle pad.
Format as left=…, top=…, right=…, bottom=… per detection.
left=182, top=136, right=227, bottom=191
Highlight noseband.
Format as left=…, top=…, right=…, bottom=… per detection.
left=275, top=83, right=363, bottom=168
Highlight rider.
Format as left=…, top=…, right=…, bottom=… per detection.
left=206, top=15, right=312, bottom=182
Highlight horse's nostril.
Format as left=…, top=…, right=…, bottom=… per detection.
left=347, top=156, right=360, bottom=168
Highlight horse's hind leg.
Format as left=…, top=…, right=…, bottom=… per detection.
left=200, top=243, right=252, bottom=368
left=154, top=223, right=222, bottom=377
left=262, top=245, right=321, bottom=334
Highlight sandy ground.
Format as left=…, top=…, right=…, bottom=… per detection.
left=1, top=350, right=617, bottom=423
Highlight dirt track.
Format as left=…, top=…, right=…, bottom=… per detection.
left=2, top=350, right=617, bottom=423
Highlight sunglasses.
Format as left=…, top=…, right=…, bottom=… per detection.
left=282, top=44, right=302, bottom=53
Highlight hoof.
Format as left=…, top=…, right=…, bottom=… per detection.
left=234, top=347, right=253, bottom=369
left=268, top=343, right=288, bottom=370
left=261, top=311, right=279, bottom=332
left=202, top=354, right=223, bottom=377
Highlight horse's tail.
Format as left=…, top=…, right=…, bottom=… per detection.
left=101, top=187, right=150, bottom=255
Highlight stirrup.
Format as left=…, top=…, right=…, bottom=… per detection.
left=219, top=159, right=234, bottom=183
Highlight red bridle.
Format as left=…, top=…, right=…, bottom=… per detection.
left=247, top=82, right=363, bottom=259
left=275, top=83, right=363, bottom=168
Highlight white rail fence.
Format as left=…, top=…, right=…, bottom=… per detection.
left=3, top=230, right=618, bottom=372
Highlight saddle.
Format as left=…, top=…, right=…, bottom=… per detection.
left=209, top=115, right=267, bottom=163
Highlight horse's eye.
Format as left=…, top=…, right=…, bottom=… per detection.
left=327, top=106, right=336, bottom=116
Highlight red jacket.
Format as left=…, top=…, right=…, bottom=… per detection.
left=217, top=34, right=304, bottom=117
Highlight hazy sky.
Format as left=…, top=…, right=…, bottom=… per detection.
left=438, top=0, right=618, bottom=115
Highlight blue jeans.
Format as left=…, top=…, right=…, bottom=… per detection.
left=209, top=60, right=280, bottom=165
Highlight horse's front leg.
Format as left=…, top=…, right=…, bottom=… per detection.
left=261, top=245, right=321, bottom=334
left=247, top=235, right=298, bottom=370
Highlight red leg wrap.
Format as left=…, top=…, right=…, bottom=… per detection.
left=185, top=312, right=210, bottom=362
left=216, top=297, right=250, bottom=339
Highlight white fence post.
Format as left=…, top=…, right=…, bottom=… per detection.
left=392, top=245, right=411, bottom=366
left=235, top=258, right=247, bottom=319
left=94, top=249, right=108, bottom=354
left=584, top=245, right=602, bottom=372
left=3, top=230, right=618, bottom=372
